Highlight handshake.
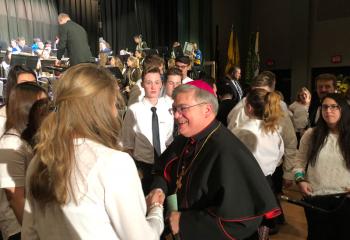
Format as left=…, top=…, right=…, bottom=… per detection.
left=146, top=188, right=165, bottom=211
left=146, top=189, right=181, bottom=236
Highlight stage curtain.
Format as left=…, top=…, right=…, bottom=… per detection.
left=57, top=0, right=99, bottom=56
left=0, top=0, right=58, bottom=45
left=101, top=0, right=178, bottom=54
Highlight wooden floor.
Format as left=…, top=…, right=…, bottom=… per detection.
left=271, top=187, right=308, bottom=240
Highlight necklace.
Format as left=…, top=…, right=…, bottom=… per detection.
left=175, top=123, right=221, bottom=193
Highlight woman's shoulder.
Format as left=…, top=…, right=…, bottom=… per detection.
left=82, top=139, right=134, bottom=169
left=289, top=101, right=298, bottom=108
left=236, top=119, right=262, bottom=131
left=300, top=128, right=314, bottom=143
left=0, top=130, right=29, bottom=150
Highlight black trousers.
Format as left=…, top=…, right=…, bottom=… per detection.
left=8, top=233, right=21, bottom=240
left=262, top=175, right=284, bottom=229
left=304, top=194, right=350, bottom=240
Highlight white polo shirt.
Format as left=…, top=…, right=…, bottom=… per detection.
left=121, top=97, right=174, bottom=164
left=232, top=119, right=284, bottom=176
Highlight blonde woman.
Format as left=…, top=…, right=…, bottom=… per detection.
left=289, top=87, right=311, bottom=142
left=231, top=89, right=284, bottom=238
left=22, top=64, right=164, bottom=240
left=232, top=89, right=284, bottom=178
left=294, top=93, right=350, bottom=240
left=124, top=56, right=142, bottom=90
left=109, top=55, right=125, bottom=73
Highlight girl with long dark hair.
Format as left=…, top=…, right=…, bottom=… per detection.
left=294, top=93, right=350, bottom=240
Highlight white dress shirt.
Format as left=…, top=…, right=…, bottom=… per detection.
left=227, top=97, right=297, bottom=180
left=22, top=138, right=164, bottom=240
left=232, top=119, right=284, bottom=176
left=162, top=94, right=174, bottom=110
left=122, top=97, right=174, bottom=164
left=182, top=76, right=193, bottom=84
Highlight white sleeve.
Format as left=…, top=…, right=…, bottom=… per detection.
left=101, top=153, right=164, bottom=240
left=293, top=128, right=313, bottom=175
left=227, top=104, right=248, bottom=130
left=279, top=114, right=298, bottom=180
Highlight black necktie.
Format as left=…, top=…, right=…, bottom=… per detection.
left=151, top=107, right=161, bottom=157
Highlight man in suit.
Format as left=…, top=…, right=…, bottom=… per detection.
left=308, top=73, right=336, bottom=127
left=56, top=13, right=92, bottom=66
left=223, top=66, right=244, bottom=107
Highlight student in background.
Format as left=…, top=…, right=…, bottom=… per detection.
left=289, top=87, right=311, bottom=143
left=294, top=93, right=350, bottom=240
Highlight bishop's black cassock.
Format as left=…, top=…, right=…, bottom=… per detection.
left=152, top=120, right=280, bottom=240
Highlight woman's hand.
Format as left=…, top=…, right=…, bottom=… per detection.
left=146, top=188, right=165, bottom=209
left=297, top=181, right=313, bottom=196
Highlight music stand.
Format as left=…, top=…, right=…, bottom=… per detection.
left=10, top=54, right=39, bottom=70
left=156, top=46, right=169, bottom=59
left=144, top=49, right=158, bottom=57
left=50, top=49, right=57, bottom=57
left=21, top=46, right=33, bottom=54
left=183, top=42, right=194, bottom=57
left=118, top=54, right=130, bottom=65
left=106, top=66, right=124, bottom=80
left=40, top=59, right=57, bottom=72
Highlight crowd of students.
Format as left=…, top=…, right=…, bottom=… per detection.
left=1, top=18, right=350, bottom=239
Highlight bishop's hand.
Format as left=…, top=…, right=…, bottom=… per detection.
left=169, top=211, right=181, bottom=235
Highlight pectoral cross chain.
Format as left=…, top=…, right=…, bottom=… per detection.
left=176, top=166, right=185, bottom=192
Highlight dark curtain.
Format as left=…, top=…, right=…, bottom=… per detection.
left=102, top=0, right=178, bottom=54
left=0, top=0, right=58, bottom=45
left=198, top=0, right=213, bottom=61
left=57, top=0, right=99, bottom=56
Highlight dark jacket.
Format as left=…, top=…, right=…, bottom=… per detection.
left=57, top=20, right=92, bottom=66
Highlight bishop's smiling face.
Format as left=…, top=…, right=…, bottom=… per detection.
left=173, top=90, right=209, bottom=137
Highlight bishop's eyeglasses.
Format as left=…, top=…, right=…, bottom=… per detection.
left=169, top=102, right=206, bottom=115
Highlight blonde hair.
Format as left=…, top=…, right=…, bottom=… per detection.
left=246, top=89, right=283, bottom=133
left=127, top=56, right=140, bottom=68
left=98, top=52, right=108, bottom=66
left=110, top=55, right=124, bottom=71
left=30, top=63, right=123, bottom=206
left=296, top=86, right=311, bottom=103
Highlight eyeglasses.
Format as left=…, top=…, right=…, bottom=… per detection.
left=169, top=102, right=206, bottom=115
left=321, top=104, right=340, bottom=111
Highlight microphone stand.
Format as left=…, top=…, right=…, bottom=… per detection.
left=280, top=195, right=330, bottom=213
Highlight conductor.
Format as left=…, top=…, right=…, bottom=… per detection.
left=56, top=13, right=92, bottom=66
